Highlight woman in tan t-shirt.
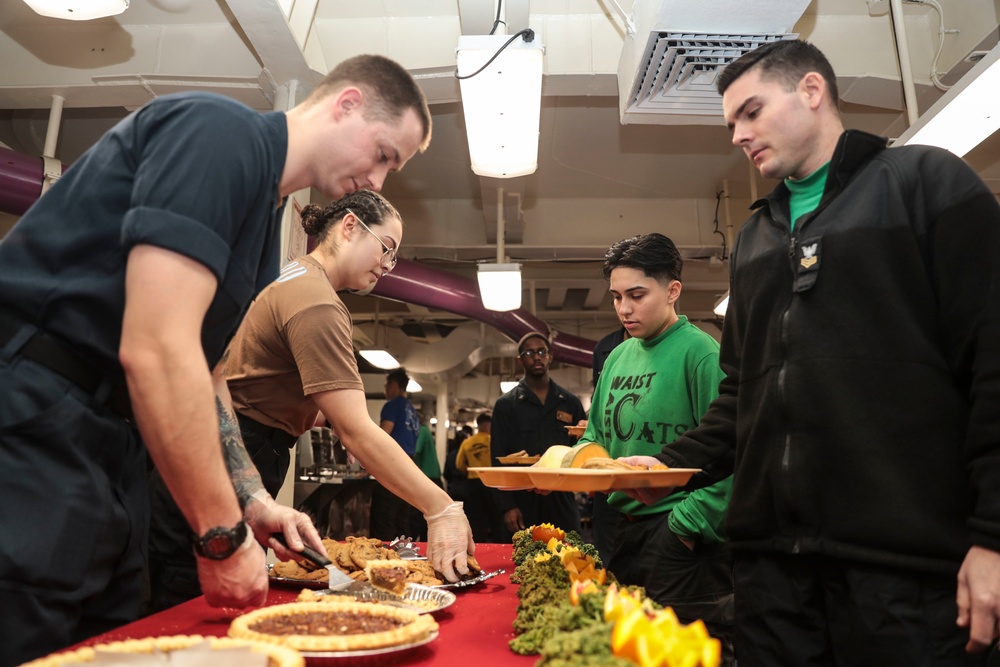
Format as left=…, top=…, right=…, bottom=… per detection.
left=226, top=190, right=476, bottom=582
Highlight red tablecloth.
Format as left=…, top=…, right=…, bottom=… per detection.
left=72, top=543, right=535, bottom=666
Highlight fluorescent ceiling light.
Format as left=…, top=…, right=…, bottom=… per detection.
left=22, top=0, right=128, bottom=20
left=713, top=292, right=730, bottom=318
left=358, top=349, right=400, bottom=370
left=457, top=34, right=544, bottom=178
left=894, top=42, right=1000, bottom=157
left=477, top=262, right=522, bottom=312
left=500, top=380, right=519, bottom=393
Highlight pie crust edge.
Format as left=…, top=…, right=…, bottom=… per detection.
left=228, top=600, right=438, bottom=652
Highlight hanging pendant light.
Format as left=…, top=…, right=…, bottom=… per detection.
left=22, top=0, right=129, bottom=20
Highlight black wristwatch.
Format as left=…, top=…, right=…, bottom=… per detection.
left=191, top=521, right=249, bottom=560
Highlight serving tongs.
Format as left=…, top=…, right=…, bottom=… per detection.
left=271, top=533, right=361, bottom=592
left=388, top=536, right=425, bottom=560
left=436, top=568, right=506, bottom=589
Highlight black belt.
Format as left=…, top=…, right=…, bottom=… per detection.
left=237, top=413, right=298, bottom=449
left=0, top=309, right=133, bottom=420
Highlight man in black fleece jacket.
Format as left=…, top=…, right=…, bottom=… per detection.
left=624, top=40, right=1000, bottom=665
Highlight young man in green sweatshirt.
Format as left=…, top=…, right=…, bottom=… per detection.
left=579, top=232, right=733, bottom=664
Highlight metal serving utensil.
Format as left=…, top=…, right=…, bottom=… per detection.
left=271, top=533, right=359, bottom=592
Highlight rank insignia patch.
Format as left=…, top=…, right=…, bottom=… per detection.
left=800, top=242, right=819, bottom=269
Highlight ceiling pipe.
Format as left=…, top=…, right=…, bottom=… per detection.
left=889, top=0, right=920, bottom=126
left=370, top=258, right=596, bottom=368
left=41, top=95, right=66, bottom=196
left=0, top=147, right=598, bottom=368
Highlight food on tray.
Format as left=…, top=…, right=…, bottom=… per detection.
left=268, top=536, right=445, bottom=587
left=496, top=450, right=541, bottom=464
left=19, top=635, right=303, bottom=667
left=560, top=442, right=610, bottom=467
left=536, top=445, right=573, bottom=468
left=580, top=457, right=669, bottom=471
left=534, top=442, right=612, bottom=469
left=229, top=601, right=438, bottom=652
left=365, top=559, right=409, bottom=596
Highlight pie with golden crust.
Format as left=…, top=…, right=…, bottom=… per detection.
left=19, top=635, right=303, bottom=667
left=229, top=601, right=438, bottom=652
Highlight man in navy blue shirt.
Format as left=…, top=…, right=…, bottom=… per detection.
left=370, top=367, right=422, bottom=539
left=0, top=54, right=431, bottom=666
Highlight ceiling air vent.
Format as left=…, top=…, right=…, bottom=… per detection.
left=624, top=33, right=792, bottom=121
left=616, top=0, right=811, bottom=125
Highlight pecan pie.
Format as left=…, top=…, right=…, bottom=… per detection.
left=229, top=601, right=438, bottom=652
left=365, top=559, right=409, bottom=596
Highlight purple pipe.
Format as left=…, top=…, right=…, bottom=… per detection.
left=0, top=147, right=47, bottom=215
left=0, top=147, right=597, bottom=368
left=372, top=258, right=595, bottom=368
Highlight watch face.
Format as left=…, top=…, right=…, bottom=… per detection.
left=204, top=534, right=237, bottom=558
left=193, top=522, right=246, bottom=560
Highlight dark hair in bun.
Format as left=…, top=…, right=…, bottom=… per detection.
left=300, top=190, right=401, bottom=241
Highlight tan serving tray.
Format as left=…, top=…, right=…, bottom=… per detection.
left=470, top=466, right=700, bottom=493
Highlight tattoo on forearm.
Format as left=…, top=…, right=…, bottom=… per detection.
left=216, top=397, right=264, bottom=507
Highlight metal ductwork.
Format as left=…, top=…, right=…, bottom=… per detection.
left=617, top=0, right=811, bottom=125
left=0, top=147, right=61, bottom=215
left=371, top=259, right=595, bottom=368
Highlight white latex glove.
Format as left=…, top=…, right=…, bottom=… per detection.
left=196, top=526, right=268, bottom=609
left=425, top=501, right=475, bottom=582
left=243, top=490, right=325, bottom=561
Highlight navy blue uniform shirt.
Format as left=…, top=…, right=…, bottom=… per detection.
left=0, top=92, right=288, bottom=371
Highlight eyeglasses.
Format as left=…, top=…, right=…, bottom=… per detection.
left=519, top=348, right=550, bottom=360
left=347, top=208, right=397, bottom=275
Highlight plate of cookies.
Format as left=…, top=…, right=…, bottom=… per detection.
left=268, top=537, right=445, bottom=590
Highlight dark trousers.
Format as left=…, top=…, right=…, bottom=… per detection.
left=146, top=414, right=295, bottom=613
left=590, top=492, right=618, bottom=565
left=0, top=354, right=147, bottom=666
left=465, top=478, right=505, bottom=543
left=610, top=512, right=734, bottom=666
left=369, top=480, right=418, bottom=541
left=735, top=551, right=993, bottom=666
